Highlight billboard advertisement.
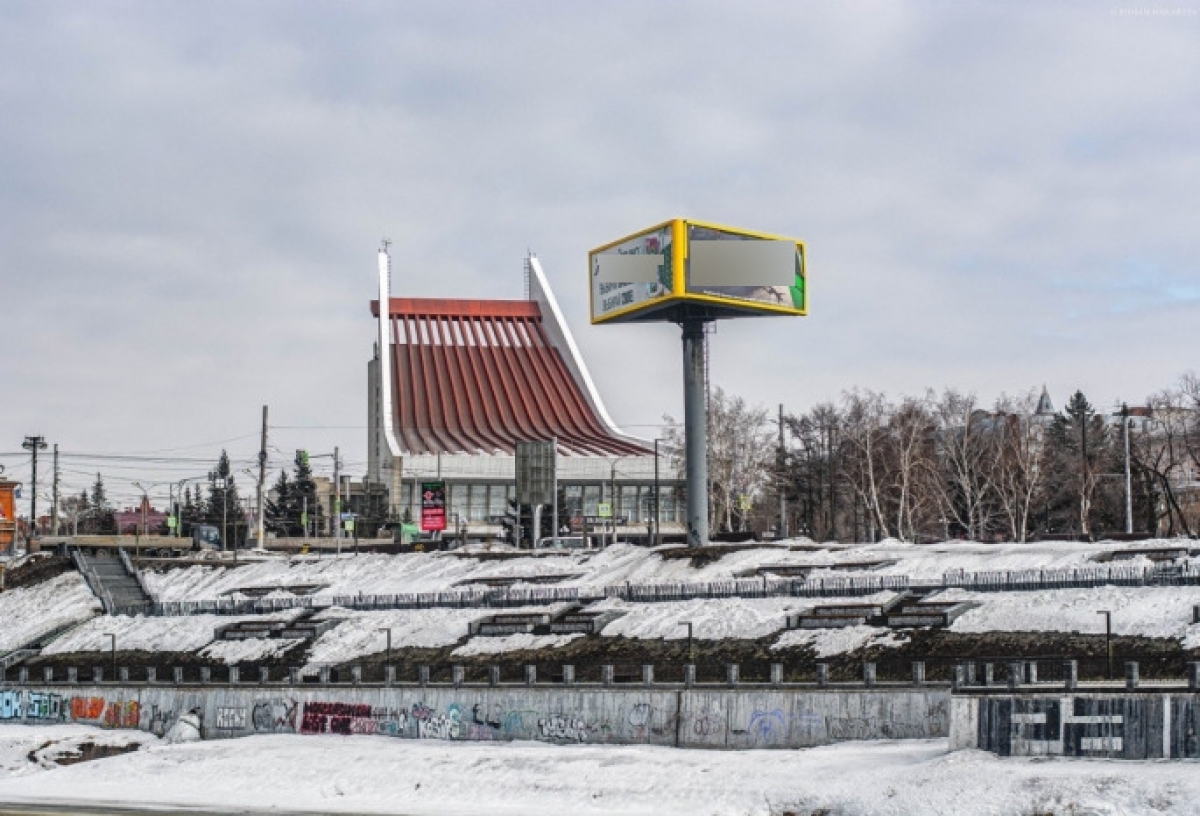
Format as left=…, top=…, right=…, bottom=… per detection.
left=420, top=481, right=446, bottom=532
left=589, top=220, right=676, bottom=324
left=589, top=218, right=805, bottom=324
left=516, top=440, right=556, bottom=506
left=0, top=481, right=16, bottom=550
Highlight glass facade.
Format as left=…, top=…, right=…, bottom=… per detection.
left=401, top=480, right=683, bottom=526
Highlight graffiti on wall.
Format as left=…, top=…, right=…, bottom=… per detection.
left=252, top=700, right=299, bottom=734
left=0, top=691, right=23, bottom=720
left=215, top=707, right=247, bottom=731
left=412, top=702, right=461, bottom=740
left=103, top=701, right=141, bottom=729
left=71, top=697, right=105, bottom=721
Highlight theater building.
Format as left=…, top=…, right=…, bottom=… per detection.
left=367, top=249, right=683, bottom=542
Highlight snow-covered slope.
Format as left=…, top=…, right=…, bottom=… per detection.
left=0, top=572, right=101, bottom=652
left=141, top=538, right=1183, bottom=604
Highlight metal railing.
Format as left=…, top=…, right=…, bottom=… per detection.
left=133, top=563, right=1200, bottom=617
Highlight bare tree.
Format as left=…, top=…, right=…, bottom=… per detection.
left=1134, top=386, right=1195, bottom=537
left=662, top=386, right=774, bottom=534
left=932, top=389, right=998, bottom=541
left=839, top=390, right=893, bottom=540
left=991, top=390, right=1048, bottom=543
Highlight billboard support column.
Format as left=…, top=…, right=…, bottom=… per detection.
left=681, top=318, right=709, bottom=548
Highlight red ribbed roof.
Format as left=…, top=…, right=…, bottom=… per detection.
left=372, top=298, right=648, bottom=457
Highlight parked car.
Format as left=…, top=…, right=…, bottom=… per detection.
left=535, top=535, right=596, bottom=550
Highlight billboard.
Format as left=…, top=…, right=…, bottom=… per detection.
left=590, top=218, right=806, bottom=324
left=0, top=480, right=16, bottom=550
left=516, top=440, right=556, bottom=506
left=420, top=481, right=446, bottom=532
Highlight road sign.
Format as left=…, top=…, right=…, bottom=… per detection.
left=597, top=502, right=612, bottom=518
left=584, top=515, right=627, bottom=526
left=421, top=481, right=446, bottom=532
left=166, top=516, right=177, bottom=529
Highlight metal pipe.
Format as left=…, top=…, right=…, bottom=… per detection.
left=681, top=319, right=709, bottom=547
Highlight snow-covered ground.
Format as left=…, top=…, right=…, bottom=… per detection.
left=0, top=725, right=1198, bottom=815
left=941, top=585, right=1200, bottom=641
left=142, top=538, right=1179, bottom=604
left=8, top=539, right=1200, bottom=665
left=0, top=572, right=100, bottom=652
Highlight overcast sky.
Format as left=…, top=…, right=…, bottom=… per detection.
left=2, top=1, right=1198, bottom=511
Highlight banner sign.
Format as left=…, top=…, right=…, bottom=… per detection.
left=516, top=440, right=556, bottom=506
left=590, top=218, right=806, bottom=324
left=420, top=481, right=447, bottom=532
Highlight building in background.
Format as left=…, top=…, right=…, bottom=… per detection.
left=367, top=250, right=684, bottom=543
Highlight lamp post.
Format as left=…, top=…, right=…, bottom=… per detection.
left=211, top=473, right=229, bottom=554
left=1098, top=610, right=1112, bottom=679
left=653, top=439, right=663, bottom=548
left=172, top=475, right=208, bottom=539
left=379, top=628, right=392, bottom=668
left=679, top=621, right=694, bottom=663
left=1121, top=404, right=1133, bottom=535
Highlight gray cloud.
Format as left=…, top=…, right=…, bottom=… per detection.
left=1, top=1, right=1197, bottom=505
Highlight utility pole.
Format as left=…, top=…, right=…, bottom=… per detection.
left=1122, top=404, right=1133, bottom=535
left=777, top=404, right=787, bottom=540
left=22, top=436, right=47, bottom=541
left=257, top=405, right=268, bottom=548
left=51, top=446, right=59, bottom=535
left=334, top=446, right=341, bottom=555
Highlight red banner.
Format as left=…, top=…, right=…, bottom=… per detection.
left=420, top=481, right=446, bottom=532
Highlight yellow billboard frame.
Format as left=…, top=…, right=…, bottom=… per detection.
left=589, top=218, right=806, bottom=324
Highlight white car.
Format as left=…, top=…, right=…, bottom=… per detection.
left=535, top=535, right=596, bottom=550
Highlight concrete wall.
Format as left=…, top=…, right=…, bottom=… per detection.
left=951, top=692, right=1200, bottom=760
left=0, top=683, right=948, bottom=750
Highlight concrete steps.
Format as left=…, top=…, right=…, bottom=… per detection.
left=74, top=550, right=153, bottom=615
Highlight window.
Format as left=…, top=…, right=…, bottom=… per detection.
left=620, top=486, right=639, bottom=520
left=469, top=484, right=488, bottom=522
left=488, top=485, right=507, bottom=517
left=583, top=485, right=601, bottom=516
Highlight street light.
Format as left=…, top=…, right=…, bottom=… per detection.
left=1098, top=610, right=1113, bottom=679
left=653, top=439, right=665, bottom=548
left=172, top=475, right=209, bottom=539
left=679, top=621, right=694, bottom=664
left=379, top=628, right=392, bottom=669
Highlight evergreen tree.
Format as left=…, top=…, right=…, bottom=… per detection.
left=85, top=473, right=117, bottom=534
left=205, top=451, right=244, bottom=547
left=265, top=469, right=293, bottom=534
left=1048, top=391, right=1110, bottom=538
left=289, top=450, right=320, bottom=536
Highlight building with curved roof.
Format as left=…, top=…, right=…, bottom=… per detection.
left=367, top=249, right=681, bottom=542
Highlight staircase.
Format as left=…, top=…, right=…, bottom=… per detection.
left=73, top=549, right=154, bottom=615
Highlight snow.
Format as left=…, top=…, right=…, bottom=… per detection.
left=939, top=586, right=1200, bottom=639
left=0, top=727, right=1199, bottom=815
left=140, top=538, right=1188, bottom=606
left=773, top=625, right=911, bottom=657
left=41, top=610, right=304, bottom=657
left=197, top=638, right=303, bottom=664
left=0, top=572, right=100, bottom=652
left=452, top=633, right=584, bottom=656
left=0, top=724, right=155, bottom=778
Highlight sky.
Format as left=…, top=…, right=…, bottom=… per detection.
left=1, top=1, right=1198, bottom=512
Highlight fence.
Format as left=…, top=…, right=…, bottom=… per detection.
left=141, top=562, right=1200, bottom=617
